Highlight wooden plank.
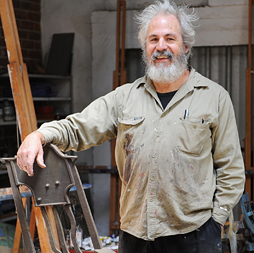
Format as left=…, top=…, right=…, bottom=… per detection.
left=45, top=206, right=60, bottom=250
left=110, top=174, right=119, bottom=234
left=0, top=0, right=22, bottom=63
left=22, top=63, right=37, bottom=132
left=245, top=177, right=251, bottom=202
left=110, top=139, right=119, bottom=234
left=0, top=0, right=33, bottom=138
left=12, top=198, right=27, bottom=253
left=245, top=69, right=251, bottom=169
left=31, top=199, right=52, bottom=253
left=120, top=1, right=126, bottom=87
left=7, top=63, right=32, bottom=140
left=29, top=205, right=36, bottom=241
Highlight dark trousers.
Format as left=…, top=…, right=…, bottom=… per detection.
left=118, top=217, right=222, bottom=253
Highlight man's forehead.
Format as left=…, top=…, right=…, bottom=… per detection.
left=147, top=14, right=181, bottom=35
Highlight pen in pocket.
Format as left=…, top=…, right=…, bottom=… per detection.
left=184, top=109, right=189, bottom=119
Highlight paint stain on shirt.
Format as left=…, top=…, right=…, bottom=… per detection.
left=123, top=133, right=133, bottom=183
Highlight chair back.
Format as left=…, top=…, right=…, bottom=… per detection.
left=1, top=144, right=112, bottom=253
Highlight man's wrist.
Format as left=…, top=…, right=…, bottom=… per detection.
left=34, top=131, right=45, bottom=145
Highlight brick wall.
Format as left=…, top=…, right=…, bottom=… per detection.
left=0, top=0, right=42, bottom=74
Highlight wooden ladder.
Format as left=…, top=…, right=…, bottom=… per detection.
left=0, top=0, right=58, bottom=252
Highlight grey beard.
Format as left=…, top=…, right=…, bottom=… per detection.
left=144, top=49, right=188, bottom=84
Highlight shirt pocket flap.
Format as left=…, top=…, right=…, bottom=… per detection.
left=118, top=117, right=145, bottom=126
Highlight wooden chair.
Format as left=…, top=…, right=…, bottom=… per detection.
left=1, top=144, right=114, bottom=253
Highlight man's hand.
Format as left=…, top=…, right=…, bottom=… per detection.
left=17, top=131, right=46, bottom=176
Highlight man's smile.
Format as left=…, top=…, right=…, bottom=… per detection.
left=152, top=50, right=174, bottom=62
left=156, top=55, right=169, bottom=59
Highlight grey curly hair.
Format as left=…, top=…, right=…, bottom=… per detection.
left=135, top=0, right=199, bottom=59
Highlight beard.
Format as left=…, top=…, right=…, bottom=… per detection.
left=144, top=48, right=188, bottom=84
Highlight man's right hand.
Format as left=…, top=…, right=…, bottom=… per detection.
left=17, top=131, right=46, bottom=177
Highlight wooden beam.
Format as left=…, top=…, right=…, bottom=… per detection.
left=110, top=0, right=126, bottom=235
left=245, top=0, right=253, bottom=198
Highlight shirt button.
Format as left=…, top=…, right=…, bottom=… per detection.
left=150, top=199, right=153, bottom=202
left=152, top=154, right=156, bottom=158
left=150, top=176, right=155, bottom=181
left=193, top=125, right=197, bottom=129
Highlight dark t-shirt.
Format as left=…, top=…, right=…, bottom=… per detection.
left=157, top=90, right=178, bottom=109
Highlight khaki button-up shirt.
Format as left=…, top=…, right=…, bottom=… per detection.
left=38, top=68, right=245, bottom=240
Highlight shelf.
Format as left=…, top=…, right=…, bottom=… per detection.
left=0, top=74, right=72, bottom=158
left=33, top=97, right=71, bottom=101
left=0, top=119, right=54, bottom=126
left=77, top=165, right=118, bottom=174
left=0, top=97, right=71, bottom=102
left=0, top=212, right=17, bottom=222
left=0, top=73, right=72, bottom=79
left=0, top=121, right=16, bottom=126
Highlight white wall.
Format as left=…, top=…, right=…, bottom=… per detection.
left=41, top=0, right=249, bottom=236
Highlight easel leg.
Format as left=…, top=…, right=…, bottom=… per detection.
left=12, top=198, right=27, bottom=253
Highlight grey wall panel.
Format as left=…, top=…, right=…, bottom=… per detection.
left=190, top=46, right=247, bottom=147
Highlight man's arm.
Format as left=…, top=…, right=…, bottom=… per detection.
left=212, top=91, right=245, bottom=225
left=17, top=131, right=46, bottom=176
left=17, top=89, right=119, bottom=176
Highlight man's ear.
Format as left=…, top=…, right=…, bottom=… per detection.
left=185, top=45, right=189, bottom=54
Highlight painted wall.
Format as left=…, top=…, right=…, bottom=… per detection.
left=41, top=0, right=249, bottom=236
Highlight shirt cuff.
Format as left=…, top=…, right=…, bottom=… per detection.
left=36, top=129, right=53, bottom=145
left=212, top=206, right=230, bottom=225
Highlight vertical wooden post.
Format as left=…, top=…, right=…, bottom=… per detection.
left=245, top=0, right=253, bottom=199
left=110, top=0, right=126, bottom=235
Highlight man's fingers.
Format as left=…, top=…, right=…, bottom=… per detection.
left=17, top=153, right=35, bottom=176
left=16, top=131, right=46, bottom=176
left=36, top=148, right=46, bottom=169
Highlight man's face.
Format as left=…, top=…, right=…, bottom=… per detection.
left=146, top=14, right=188, bottom=67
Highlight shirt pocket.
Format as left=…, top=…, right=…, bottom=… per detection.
left=117, top=116, right=145, bottom=146
left=177, top=117, right=211, bottom=156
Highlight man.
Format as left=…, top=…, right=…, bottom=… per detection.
left=17, top=0, right=245, bottom=252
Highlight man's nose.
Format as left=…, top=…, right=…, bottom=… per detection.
left=156, top=38, right=167, bottom=51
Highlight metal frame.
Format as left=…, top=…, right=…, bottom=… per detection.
left=1, top=144, right=115, bottom=253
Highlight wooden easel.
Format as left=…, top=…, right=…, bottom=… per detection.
left=110, top=0, right=126, bottom=235
left=245, top=0, right=254, bottom=200
left=0, top=0, right=58, bottom=252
